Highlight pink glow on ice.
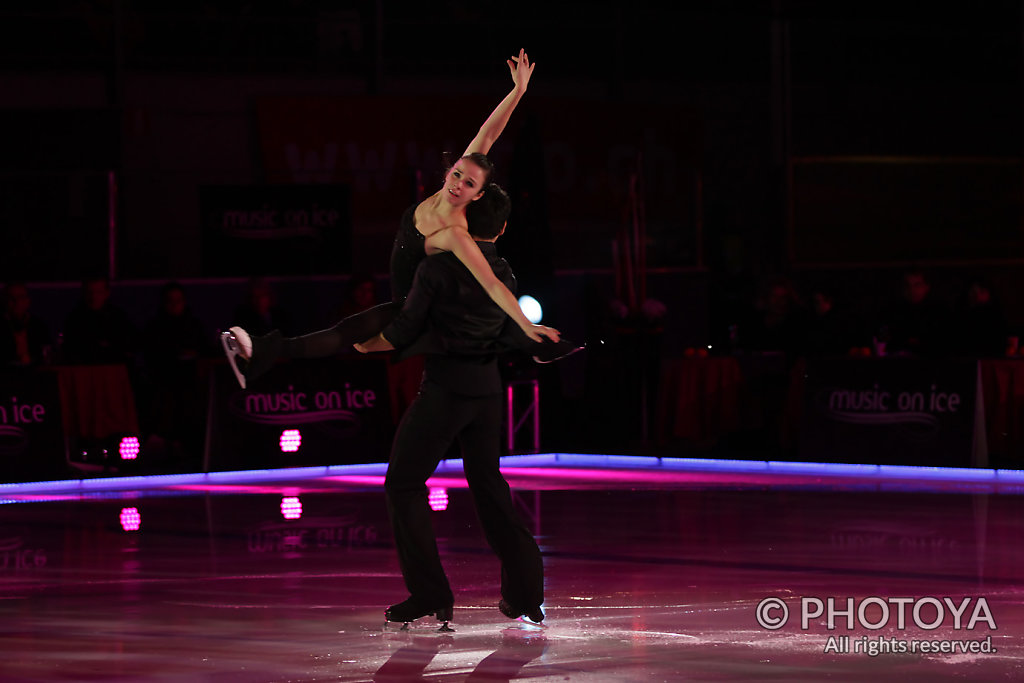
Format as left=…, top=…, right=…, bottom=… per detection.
left=119, top=436, right=140, bottom=460
left=425, top=475, right=467, bottom=488
left=279, top=429, right=302, bottom=452
left=428, top=488, right=448, bottom=511
left=280, top=496, right=302, bottom=520
left=499, top=466, right=680, bottom=482
left=494, top=467, right=877, bottom=491
left=324, top=474, right=468, bottom=490
left=324, top=475, right=388, bottom=487
left=119, top=507, right=141, bottom=531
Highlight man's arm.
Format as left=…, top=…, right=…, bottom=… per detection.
left=355, top=259, right=440, bottom=353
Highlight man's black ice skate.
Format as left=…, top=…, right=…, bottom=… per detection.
left=532, top=338, right=585, bottom=364
left=385, top=597, right=454, bottom=632
left=499, top=599, right=544, bottom=624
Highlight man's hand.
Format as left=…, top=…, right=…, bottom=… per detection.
left=354, top=333, right=395, bottom=354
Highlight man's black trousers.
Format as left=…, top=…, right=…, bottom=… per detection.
left=384, top=379, right=544, bottom=611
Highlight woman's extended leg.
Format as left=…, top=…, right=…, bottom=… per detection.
left=223, top=301, right=401, bottom=388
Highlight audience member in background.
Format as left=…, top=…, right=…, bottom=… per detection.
left=233, top=276, right=292, bottom=337
left=325, top=272, right=421, bottom=417
left=330, top=272, right=379, bottom=324
left=740, top=276, right=806, bottom=358
left=0, top=281, right=52, bottom=366
left=876, top=269, right=948, bottom=357
left=708, top=233, right=758, bottom=354
left=141, top=282, right=210, bottom=464
left=803, top=287, right=861, bottom=357
left=61, top=276, right=137, bottom=364
left=952, top=277, right=1007, bottom=357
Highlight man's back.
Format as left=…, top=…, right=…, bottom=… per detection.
left=382, top=240, right=515, bottom=396
left=428, top=248, right=513, bottom=341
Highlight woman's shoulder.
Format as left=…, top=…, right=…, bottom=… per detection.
left=423, top=222, right=472, bottom=249
left=417, top=206, right=469, bottom=239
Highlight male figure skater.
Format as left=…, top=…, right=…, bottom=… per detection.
left=357, top=186, right=577, bottom=629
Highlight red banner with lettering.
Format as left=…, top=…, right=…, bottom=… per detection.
left=254, top=95, right=702, bottom=268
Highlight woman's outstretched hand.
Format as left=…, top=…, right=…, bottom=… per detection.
left=524, top=324, right=560, bottom=344
left=354, top=333, right=394, bottom=354
left=507, top=48, right=535, bottom=92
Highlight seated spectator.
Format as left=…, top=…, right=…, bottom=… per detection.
left=0, top=281, right=52, bottom=366
left=876, top=269, right=948, bottom=357
left=741, top=276, right=807, bottom=358
left=233, top=276, right=292, bottom=337
left=952, top=277, right=1007, bottom=357
left=329, top=272, right=379, bottom=324
left=141, top=282, right=210, bottom=464
left=144, top=281, right=211, bottom=373
left=61, top=276, right=137, bottom=364
left=803, top=287, right=860, bottom=357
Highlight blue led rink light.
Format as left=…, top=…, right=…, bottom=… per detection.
left=1, top=453, right=1022, bottom=501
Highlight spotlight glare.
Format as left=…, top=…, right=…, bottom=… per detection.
left=428, top=487, right=449, bottom=512
left=280, top=496, right=303, bottom=520
left=280, top=429, right=302, bottom=453
left=119, top=507, right=141, bottom=531
left=119, top=436, right=140, bottom=460
left=518, top=295, right=543, bottom=324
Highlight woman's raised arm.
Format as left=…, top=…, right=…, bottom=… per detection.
left=463, top=49, right=535, bottom=157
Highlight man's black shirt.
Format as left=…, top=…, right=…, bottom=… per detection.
left=381, top=241, right=513, bottom=396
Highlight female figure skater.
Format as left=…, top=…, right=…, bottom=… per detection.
left=221, top=49, right=559, bottom=388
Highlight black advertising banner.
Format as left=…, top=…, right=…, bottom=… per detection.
left=200, top=184, right=351, bottom=276
left=798, top=358, right=981, bottom=467
left=205, top=356, right=394, bottom=472
left=791, top=159, right=1023, bottom=265
left=0, top=368, right=66, bottom=483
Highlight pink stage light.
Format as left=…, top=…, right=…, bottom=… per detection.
left=119, top=436, right=140, bottom=460
left=428, top=487, right=448, bottom=512
left=279, top=429, right=302, bottom=452
left=119, top=507, right=141, bottom=531
left=280, top=496, right=302, bottom=520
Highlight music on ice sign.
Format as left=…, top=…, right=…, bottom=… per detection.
left=798, top=358, right=985, bottom=468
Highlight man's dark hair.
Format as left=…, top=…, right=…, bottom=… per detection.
left=467, top=183, right=511, bottom=240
